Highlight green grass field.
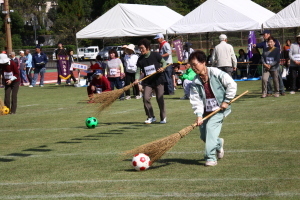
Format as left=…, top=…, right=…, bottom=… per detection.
left=1, top=81, right=300, bottom=200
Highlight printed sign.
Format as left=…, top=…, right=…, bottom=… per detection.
left=72, top=63, right=88, bottom=70
left=173, top=39, right=184, bottom=62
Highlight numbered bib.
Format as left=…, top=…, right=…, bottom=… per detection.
left=292, top=54, right=300, bottom=62
left=4, top=72, right=13, bottom=80
left=205, top=98, right=219, bottom=112
left=266, top=57, right=274, bottom=64
left=144, top=65, right=156, bottom=76
left=110, top=68, right=117, bottom=76
left=96, top=87, right=102, bottom=94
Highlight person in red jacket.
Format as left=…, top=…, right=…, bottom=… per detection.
left=87, top=70, right=111, bottom=103
left=0, top=53, right=20, bottom=114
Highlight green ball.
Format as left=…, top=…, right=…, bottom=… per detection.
left=85, top=117, right=98, bottom=129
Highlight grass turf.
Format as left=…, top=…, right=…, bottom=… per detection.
left=0, top=81, right=300, bottom=199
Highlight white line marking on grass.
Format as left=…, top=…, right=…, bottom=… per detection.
left=19, top=104, right=39, bottom=107
left=0, top=128, right=74, bottom=132
left=1, top=149, right=299, bottom=158
left=227, top=120, right=300, bottom=124
left=111, top=109, right=142, bottom=114
left=1, top=192, right=300, bottom=199
left=1, top=177, right=300, bottom=186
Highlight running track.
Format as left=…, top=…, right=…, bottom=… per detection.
left=41, top=69, right=87, bottom=84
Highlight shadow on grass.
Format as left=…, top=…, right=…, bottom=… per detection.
left=84, top=135, right=110, bottom=138
left=23, top=148, right=52, bottom=152
left=71, top=138, right=99, bottom=141
left=122, top=157, right=204, bottom=172
left=0, top=158, right=15, bottom=162
left=158, top=158, right=205, bottom=166
left=97, top=132, right=122, bottom=135
left=6, top=153, right=32, bottom=157
left=101, top=122, right=143, bottom=125
left=56, top=141, right=82, bottom=144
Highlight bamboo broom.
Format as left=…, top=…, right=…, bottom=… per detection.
left=124, top=90, right=249, bottom=164
left=92, top=63, right=173, bottom=112
left=0, top=99, right=5, bottom=115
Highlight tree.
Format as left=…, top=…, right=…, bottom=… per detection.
left=10, top=11, right=24, bottom=35
left=253, top=0, right=283, bottom=13
left=51, top=0, right=93, bottom=44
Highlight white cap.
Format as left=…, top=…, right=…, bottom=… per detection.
left=219, top=34, right=227, bottom=41
left=154, top=33, right=164, bottom=39
left=19, top=50, right=24, bottom=54
left=0, top=53, right=10, bottom=64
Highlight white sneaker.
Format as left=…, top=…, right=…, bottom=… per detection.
left=217, top=138, right=224, bottom=159
left=135, top=95, right=141, bottom=99
left=144, top=117, right=156, bottom=124
left=160, top=118, right=167, bottom=124
left=125, top=96, right=131, bottom=100
left=40, top=85, right=44, bottom=87
left=29, top=85, right=33, bottom=87
left=290, top=91, right=295, bottom=94
left=205, top=161, right=217, bottom=166
left=67, top=83, right=71, bottom=85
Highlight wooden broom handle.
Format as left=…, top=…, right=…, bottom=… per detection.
left=138, top=63, right=173, bottom=82
left=191, top=90, right=249, bottom=127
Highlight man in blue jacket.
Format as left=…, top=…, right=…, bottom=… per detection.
left=254, top=30, right=285, bottom=96
left=29, top=45, right=48, bottom=87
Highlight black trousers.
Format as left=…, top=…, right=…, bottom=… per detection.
left=289, top=66, right=300, bottom=91
left=4, top=81, right=20, bottom=114
left=125, top=72, right=139, bottom=96
left=26, top=67, right=33, bottom=85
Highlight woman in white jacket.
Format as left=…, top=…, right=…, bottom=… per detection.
left=189, top=50, right=237, bottom=167
left=123, top=44, right=140, bottom=99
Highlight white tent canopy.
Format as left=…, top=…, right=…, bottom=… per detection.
left=168, top=0, right=275, bottom=34
left=264, top=0, right=300, bottom=28
left=76, top=3, right=183, bottom=39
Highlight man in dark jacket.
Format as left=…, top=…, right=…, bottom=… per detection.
left=0, top=53, right=20, bottom=114
left=29, top=45, right=48, bottom=87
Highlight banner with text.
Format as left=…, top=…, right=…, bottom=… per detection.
left=173, top=39, right=184, bottom=63
left=57, top=55, right=71, bottom=80
left=247, top=31, right=256, bottom=59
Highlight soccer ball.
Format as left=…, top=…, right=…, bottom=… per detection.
left=1, top=106, right=10, bottom=115
left=85, top=117, right=98, bottom=128
left=132, top=153, right=151, bottom=171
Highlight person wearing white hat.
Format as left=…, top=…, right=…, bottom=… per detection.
left=154, top=33, right=174, bottom=95
left=211, top=34, right=237, bottom=77
left=123, top=44, right=140, bottom=100
left=19, top=51, right=29, bottom=86
left=288, top=33, right=300, bottom=94
left=0, top=53, right=20, bottom=114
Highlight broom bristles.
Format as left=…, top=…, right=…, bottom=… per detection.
left=92, top=64, right=173, bottom=112
left=93, top=84, right=134, bottom=112
left=0, top=99, right=4, bottom=116
left=124, top=124, right=197, bottom=164
left=124, top=90, right=249, bottom=165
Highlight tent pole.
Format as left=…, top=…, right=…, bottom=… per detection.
left=206, top=32, right=209, bottom=56
left=166, top=30, right=168, bottom=41
left=75, top=37, right=80, bottom=84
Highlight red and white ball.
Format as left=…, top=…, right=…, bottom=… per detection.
left=132, top=153, right=151, bottom=171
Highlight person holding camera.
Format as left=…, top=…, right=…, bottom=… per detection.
left=179, top=63, right=197, bottom=100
